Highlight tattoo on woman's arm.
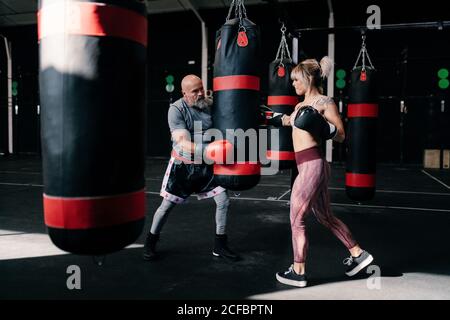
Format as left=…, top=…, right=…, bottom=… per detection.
left=315, top=96, right=334, bottom=107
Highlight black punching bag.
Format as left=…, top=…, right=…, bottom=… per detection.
left=346, top=67, right=377, bottom=201
left=266, top=59, right=297, bottom=170
left=212, top=3, right=261, bottom=191
left=39, top=0, right=147, bottom=254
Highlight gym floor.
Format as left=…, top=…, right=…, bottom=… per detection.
left=1, top=156, right=449, bottom=300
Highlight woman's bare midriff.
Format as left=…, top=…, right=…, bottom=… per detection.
left=292, top=127, right=318, bottom=152
left=289, top=95, right=329, bottom=152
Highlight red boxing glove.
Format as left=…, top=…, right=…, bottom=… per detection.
left=205, top=140, right=234, bottom=164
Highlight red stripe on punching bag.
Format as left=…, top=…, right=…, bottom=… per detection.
left=37, top=1, right=148, bottom=46
left=346, top=173, right=375, bottom=188
left=44, top=190, right=146, bottom=229
left=347, top=104, right=378, bottom=118
left=267, top=96, right=298, bottom=106
left=213, top=75, right=260, bottom=91
left=214, top=163, right=261, bottom=176
left=266, top=151, right=295, bottom=161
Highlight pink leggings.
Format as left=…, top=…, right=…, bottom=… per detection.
left=290, top=147, right=357, bottom=263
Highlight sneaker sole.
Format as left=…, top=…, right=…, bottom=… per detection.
left=275, top=274, right=307, bottom=288
left=345, top=254, right=374, bottom=277
left=143, top=254, right=157, bottom=261
left=212, top=251, right=239, bottom=261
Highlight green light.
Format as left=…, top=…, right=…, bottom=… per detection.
left=336, top=79, right=346, bottom=89
left=12, top=81, right=18, bottom=89
left=439, top=79, right=449, bottom=90
left=438, top=68, right=449, bottom=79
left=12, top=88, right=18, bottom=96
left=165, top=75, right=174, bottom=84
left=165, top=83, right=175, bottom=93
left=336, top=69, right=346, bottom=79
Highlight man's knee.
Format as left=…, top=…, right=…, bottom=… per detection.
left=157, top=199, right=176, bottom=213
left=216, top=199, right=230, bottom=211
left=214, top=192, right=230, bottom=210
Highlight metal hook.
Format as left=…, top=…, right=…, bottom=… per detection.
left=361, top=33, right=367, bottom=49
left=281, top=23, right=286, bottom=34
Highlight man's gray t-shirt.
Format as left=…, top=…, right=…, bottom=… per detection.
left=168, top=98, right=212, bottom=150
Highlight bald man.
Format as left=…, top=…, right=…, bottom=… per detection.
left=143, top=75, right=239, bottom=262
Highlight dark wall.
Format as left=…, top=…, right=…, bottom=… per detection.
left=149, top=0, right=450, bottom=163
left=146, top=11, right=201, bottom=157
left=323, top=0, right=448, bottom=165
left=0, top=0, right=449, bottom=163
left=0, top=25, right=40, bottom=155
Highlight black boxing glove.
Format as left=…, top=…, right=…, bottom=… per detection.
left=294, top=106, right=336, bottom=140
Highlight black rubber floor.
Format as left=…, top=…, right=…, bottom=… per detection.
left=1, top=156, right=449, bottom=299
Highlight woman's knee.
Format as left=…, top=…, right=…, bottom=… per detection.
left=290, top=201, right=307, bottom=219
left=290, top=210, right=307, bottom=228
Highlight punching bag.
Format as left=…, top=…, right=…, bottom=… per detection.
left=266, top=33, right=297, bottom=170
left=39, top=0, right=147, bottom=254
left=211, top=1, right=261, bottom=191
left=346, top=66, right=378, bottom=201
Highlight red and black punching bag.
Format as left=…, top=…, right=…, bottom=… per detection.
left=266, top=58, right=297, bottom=170
left=38, top=0, right=147, bottom=254
left=211, top=2, right=261, bottom=191
left=346, top=66, right=378, bottom=201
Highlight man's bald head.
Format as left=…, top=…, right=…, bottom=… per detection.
left=181, top=74, right=209, bottom=108
left=181, top=75, right=202, bottom=93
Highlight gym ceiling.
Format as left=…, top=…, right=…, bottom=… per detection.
left=0, top=0, right=306, bottom=27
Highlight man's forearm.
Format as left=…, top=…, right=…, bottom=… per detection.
left=177, top=140, right=196, bottom=153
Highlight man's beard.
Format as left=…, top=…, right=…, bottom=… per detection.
left=194, top=97, right=213, bottom=110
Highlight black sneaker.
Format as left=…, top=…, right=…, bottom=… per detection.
left=212, top=234, right=239, bottom=262
left=344, top=250, right=374, bottom=276
left=276, top=265, right=307, bottom=287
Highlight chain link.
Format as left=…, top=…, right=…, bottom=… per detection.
left=352, top=33, right=375, bottom=71
left=275, top=23, right=292, bottom=65
left=226, top=0, right=248, bottom=29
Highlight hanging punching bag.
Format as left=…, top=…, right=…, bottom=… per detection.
left=346, top=66, right=378, bottom=201
left=266, top=38, right=297, bottom=170
left=211, top=1, right=261, bottom=191
left=39, top=0, right=147, bottom=254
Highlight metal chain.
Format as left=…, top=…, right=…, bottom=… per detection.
left=226, top=0, right=236, bottom=21
left=365, top=49, right=375, bottom=70
left=237, top=0, right=244, bottom=30
left=238, top=0, right=247, bottom=31
left=275, top=24, right=292, bottom=66
left=226, top=0, right=248, bottom=31
left=353, top=34, right=375, bottom=71
left=241, top=0, right=247, bottom=18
